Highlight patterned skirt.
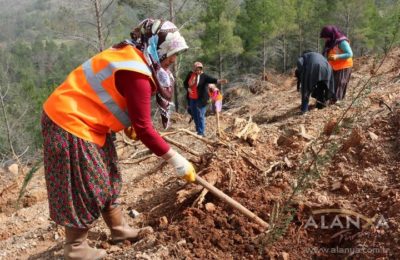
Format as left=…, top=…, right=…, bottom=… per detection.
left=333, top=67, right=352, bottom=100
left=41, top=112, right=121, bottom=228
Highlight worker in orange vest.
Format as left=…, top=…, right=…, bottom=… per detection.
left=320, top=25, right=353, bottom=101
left=42, top=19, right=193, bottom=259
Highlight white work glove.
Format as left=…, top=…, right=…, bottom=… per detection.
left=163, top=149, right=196, bottom=182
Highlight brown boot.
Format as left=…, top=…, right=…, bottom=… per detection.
left=101, top=206, right=153, bottom=243
left=64, top=227, right=107, bottom=260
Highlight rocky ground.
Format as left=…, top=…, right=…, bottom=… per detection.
left=0, top=48, right=399, bottom=259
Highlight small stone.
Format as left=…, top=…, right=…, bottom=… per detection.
left=108, top=245, right=121, bottom=253
left=341, top=185, right=350, bottom=194
left=177, top=239, right=186, bottom=246
left=284, top=157, right=293, bottom=168
left=323, top=119, right=337, bottom=136
left=368, top=131, right=378, bottom=140
left=159, top=216, right=168, bottom=228
left=8, top=163, right=19, bottom=175
left=342, top=128, right=364, bottom=151
left=331, top=182, right=342, bottom=191
left=276, top=135, right=294, bottom=147
left=205, top=203, right=216, bottom=213
left=100, top=241, right=110, bottom=249
left=282, top=252, right=290, bottom=260
left=128, top=209, right=140, bottom=218
left=122, top=240, right=131, bottom=247
left=317, top=195, right=329, bottom=204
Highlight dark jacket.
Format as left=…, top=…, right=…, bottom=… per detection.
left=184, top=71, right=218, bottom=107
left=296, top=52, right=335, bottom=100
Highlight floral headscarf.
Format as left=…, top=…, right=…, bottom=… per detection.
left=320, top=25, right=348, bottom=56
left=115, top=18, right=188, bottom=129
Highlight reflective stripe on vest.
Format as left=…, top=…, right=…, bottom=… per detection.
left=82, top=59, right=152, bottom=127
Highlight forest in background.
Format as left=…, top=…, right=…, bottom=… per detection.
left=0, top=0, right=399, bottom=164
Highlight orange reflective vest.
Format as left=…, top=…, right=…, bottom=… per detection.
left=328, top=43, right=353, bottom=71
left=43, top=45, right=155, bottom=146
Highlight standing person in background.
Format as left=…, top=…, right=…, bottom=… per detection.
left=320, top=25, right=353, bottom=102
left=208, top=83, right=223, bottom=136
left=42, top=18, right=195, bottom=260
left=295, top=51, right=335, bottom=114
left=184, top=62, right=228, bottom=136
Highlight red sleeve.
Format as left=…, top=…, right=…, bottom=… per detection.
left=115, top=70, right=170, bottom=156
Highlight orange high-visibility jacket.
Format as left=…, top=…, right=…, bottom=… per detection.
left=44, top=45, right=155, bottom=146
left=328, top=44, right=353, bottom=71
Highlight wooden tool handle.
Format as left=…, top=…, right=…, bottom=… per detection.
left=195, top=175, right=269, bottom=229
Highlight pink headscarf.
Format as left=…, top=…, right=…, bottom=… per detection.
left=320, top=25, right=348, bottom=55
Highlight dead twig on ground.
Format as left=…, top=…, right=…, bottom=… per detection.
left=191, top=170, right=218, bottom=207
left=120, top=154, right=154, bottom=164
left=178, top=128, right=215, bottom=145
left=163, top=136, right=202, bottom=157
left=144, top=161, right=167, bottom=175
left=241, top=155, right=264, bottom=173
left=129, top=149, right=152, bottom=159
left=379, top=100, right=393, bottom=112
left=264, top=162, right=283, bottom=176
left=121, top=131, right=178, bottom=146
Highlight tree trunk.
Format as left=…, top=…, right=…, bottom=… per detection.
left=345, top=7, right=351, bottom=37
left=283, top=34, right=287, bottom=72
left=169, top=0, right=180, bottom=111
left=219, top=51, right=223, bottom=93
left=263, top=36, right=267, bottom=82
left=218, top=30, right=224, bottom=93
left=219, top=51, right=223, bottom=80
left=93, top=0, right=104, bottom=51
left=299, top=26, right=303, bottom=56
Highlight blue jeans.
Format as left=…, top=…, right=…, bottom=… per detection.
left=301, top=94, right=309, bottom=113
left=189, top=99, right=207, bottom=136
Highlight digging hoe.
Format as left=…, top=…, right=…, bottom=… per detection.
left=195, top=175, right=269, bottom=229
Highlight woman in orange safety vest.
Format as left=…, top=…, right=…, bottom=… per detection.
left=42, top=19, right=194, bottom=259
left=320, top=25, right=353, bottom=101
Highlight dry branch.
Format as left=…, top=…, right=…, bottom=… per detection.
left=178, top=128, right=215, bottom=145
left=129, top=149, right=152, bottom=159
left=176, top=169, right=218, bottom=204
left=163, top=136, right=201, bottom=157
left=120, top=154, right=154, bottom=164
left=241, top=155, right=264, bottom=173
left=264, top=161, right=283, bottom=175
left=144, top=161, right=167, bottom=175
left=192, top=178, right=216, bottom=207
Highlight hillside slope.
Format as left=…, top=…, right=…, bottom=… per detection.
left=0, top=48, right=399, bottom=259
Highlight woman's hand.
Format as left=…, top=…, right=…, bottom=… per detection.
left=328, top=54, right=338, bottom=61
left=218, top=79, right=228, bottom=84
left=124, top=126, right=138, bottom=140
left=163, top=149, right=196, bottom=182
